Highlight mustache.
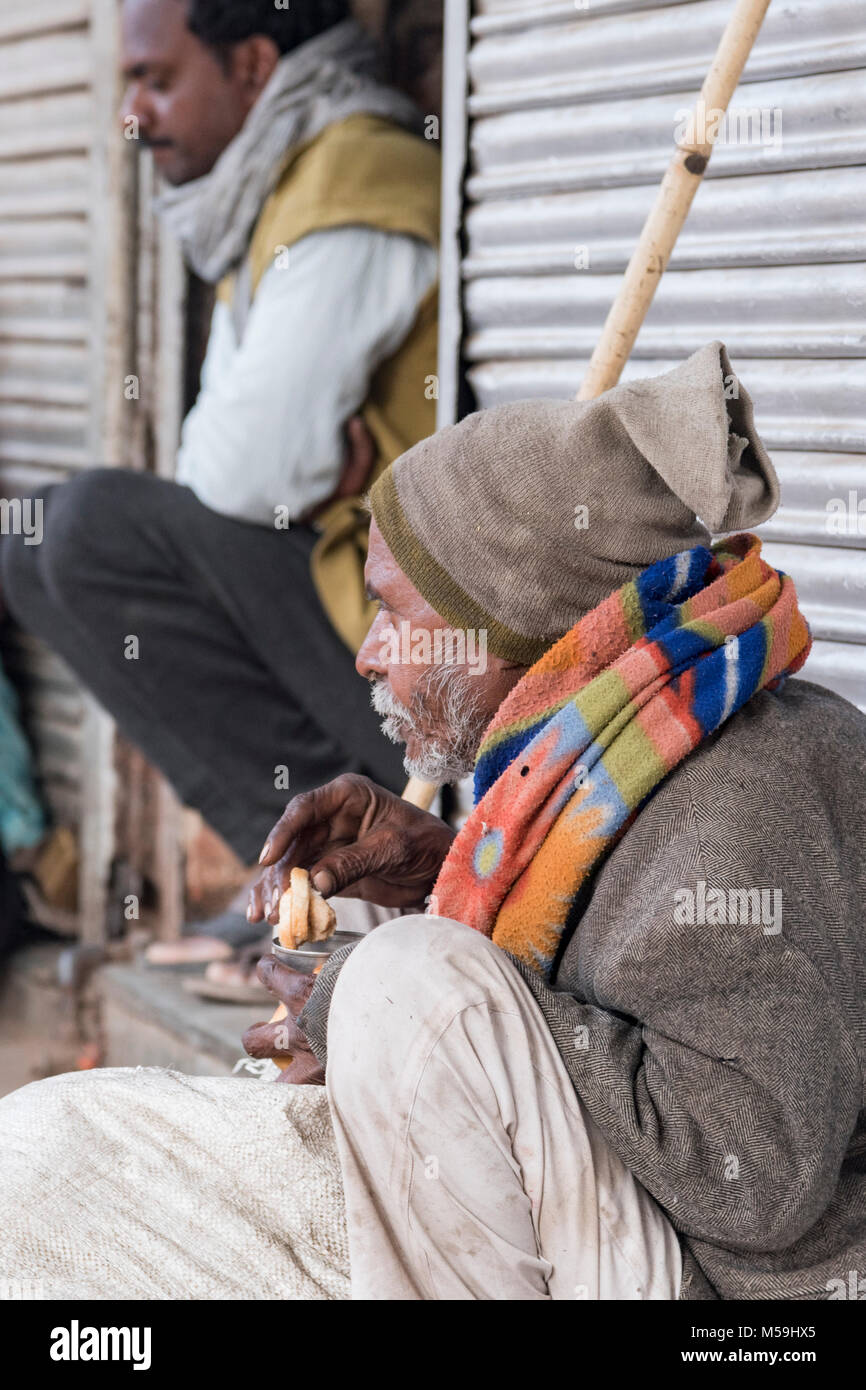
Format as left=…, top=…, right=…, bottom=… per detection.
left=369, top=679, right=418, bottom=741
left=368, top=673, right=488, bottom=784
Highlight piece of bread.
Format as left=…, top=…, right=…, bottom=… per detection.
left=277, top=867, right=336, bottom=949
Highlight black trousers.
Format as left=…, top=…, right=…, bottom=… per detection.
left=0, top=470, right=405, bottom=864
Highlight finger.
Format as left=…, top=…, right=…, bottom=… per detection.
left=277, top=1052, right=326, bottom=1087
left=256, top=955, right=316, bottom=1012
left=310, top=825, right=407, bottom=897
left=248, top=869, right=284, bottom=925
left=247, top=879, right=265, bottom=923
left=265, top=873, right=288, bottom=928
left=257, top=777, right=366, bottom=867
left=241, top=1015, right=307, bottom=1060
left=259, top=870, right=279, bottom=926
left=252, top=859, right=298, bottom=929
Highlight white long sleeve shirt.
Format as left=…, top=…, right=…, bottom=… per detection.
left=175, top=224, right=439, bottom=525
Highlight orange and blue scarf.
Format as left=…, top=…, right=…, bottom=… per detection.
left=433, top=534, right=811, bottom=978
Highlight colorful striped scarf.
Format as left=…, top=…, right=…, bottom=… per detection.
left=432, top=533, right=812, bottom=979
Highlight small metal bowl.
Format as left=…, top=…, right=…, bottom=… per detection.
left=271, top=931, right=363, bottom=975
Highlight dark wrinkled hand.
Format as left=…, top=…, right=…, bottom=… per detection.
left=241, top=957, right=324, bottom=1086
left=248, top=773, right=455, bottom=926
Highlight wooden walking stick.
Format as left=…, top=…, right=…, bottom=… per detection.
left=399, top=0, right=773, bottom=816
left=578, top=0, right=772, bottom=399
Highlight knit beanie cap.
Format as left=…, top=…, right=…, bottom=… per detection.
left=369, top=341, right=780, bottom=665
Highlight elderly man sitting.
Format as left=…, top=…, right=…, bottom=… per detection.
left=1, top=343, right=863, bottom=1302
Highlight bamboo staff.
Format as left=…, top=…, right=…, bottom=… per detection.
left=401, top=0, right=772, bottom=815
left=578, top=0, right=772, bottom=398
left=271, top=0, right=774, bottom=1063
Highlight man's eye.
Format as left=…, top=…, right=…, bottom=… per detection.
left=376, top=602, right=399, bottom=628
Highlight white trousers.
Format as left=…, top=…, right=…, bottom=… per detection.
left=326, top=915, right=682, bottom=1301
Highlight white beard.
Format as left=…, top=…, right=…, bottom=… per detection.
left=370, top=667, right=488, bottom=784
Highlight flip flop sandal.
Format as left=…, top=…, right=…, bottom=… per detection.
left=181, top=976, right=272, bottom=1006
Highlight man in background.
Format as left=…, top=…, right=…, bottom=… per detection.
left=0, top=0, right=441, bottom=954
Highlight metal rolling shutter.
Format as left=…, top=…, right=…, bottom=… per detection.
left=0, top=0, right=131, bottom=934
left=443, top=0, right=866, bottom=710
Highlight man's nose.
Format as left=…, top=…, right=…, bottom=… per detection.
left=119, top=83, right=152, bottom=138
left=356, top=613, right=388, bottom=681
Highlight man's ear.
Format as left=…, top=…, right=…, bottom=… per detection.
left=231, top=36, right=281, bottom=101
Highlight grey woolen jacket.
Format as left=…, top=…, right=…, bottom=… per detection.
left=299, top=679, right=866, bottom=1301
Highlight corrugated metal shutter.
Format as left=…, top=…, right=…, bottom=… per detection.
left=444, top=0, right=866, bottom=709
left=0, top=0, right=136, bottom=935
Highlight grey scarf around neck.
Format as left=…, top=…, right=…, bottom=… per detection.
left=155, top=18, right=421, bottom=285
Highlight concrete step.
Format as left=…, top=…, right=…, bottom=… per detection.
left=0, top=940, right=270, bottom=1088
left=101, top=960, right=268, bottom=1076
left=0, top=941, right=90, bottom=1097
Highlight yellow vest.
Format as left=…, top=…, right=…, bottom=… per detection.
left=217, top=113, right=440, bottom=652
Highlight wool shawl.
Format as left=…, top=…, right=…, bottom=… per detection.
left=432, top=533, right=812, bottom=978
